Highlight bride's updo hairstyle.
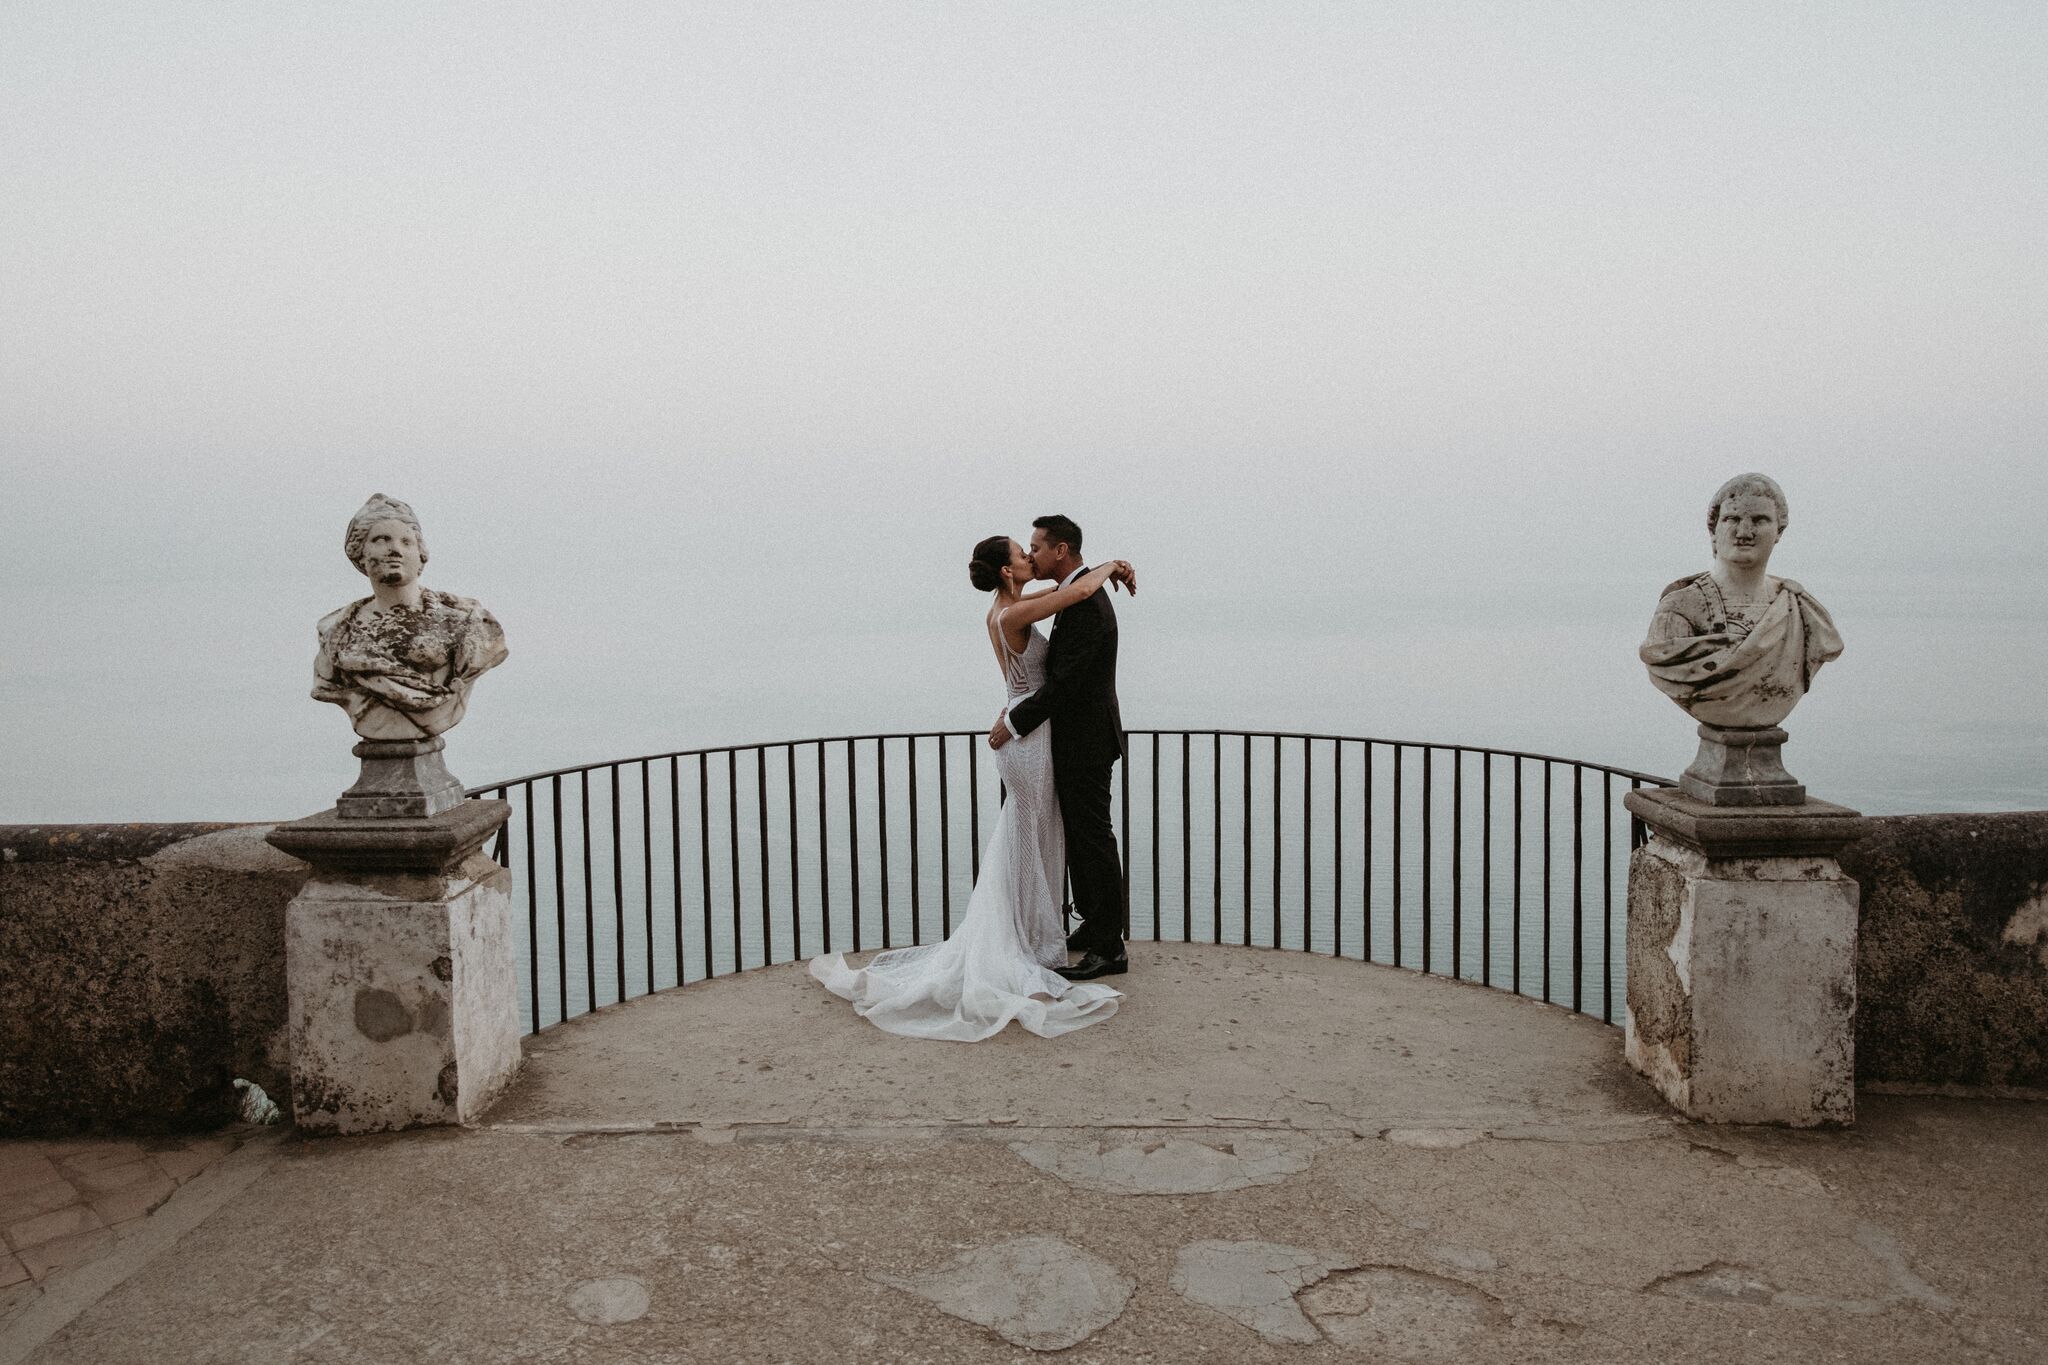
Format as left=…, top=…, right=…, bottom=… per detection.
left=968, top=535, right=1012, bottom=593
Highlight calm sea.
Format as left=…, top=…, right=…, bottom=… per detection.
left=9, top=573, right=2039, bottom=1031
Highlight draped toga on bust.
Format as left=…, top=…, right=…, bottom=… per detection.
left=1639, top=574, right=1843, bottom=729
left=313, top=588, right=509, bottom=741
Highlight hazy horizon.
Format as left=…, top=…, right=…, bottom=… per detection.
left=4, top=3, right=2044, bottom=822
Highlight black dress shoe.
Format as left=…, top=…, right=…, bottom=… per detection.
left=1056, top=951, right=1128, bottom=981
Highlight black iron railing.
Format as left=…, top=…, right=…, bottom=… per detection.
left=472, top=731, right=1672, bottom=1035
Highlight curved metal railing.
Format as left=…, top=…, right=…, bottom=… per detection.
left=472, top=731, right=1673, bottom=1035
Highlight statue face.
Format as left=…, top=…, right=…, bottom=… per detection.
left=359, top=518, right=424, bottom=588
left=1712, top=494, right=1780, bottom=570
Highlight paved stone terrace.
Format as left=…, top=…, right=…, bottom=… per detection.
left=4, top=944, right=2044, bottom=1363
left=1, top=1130, right=253, bottom=1324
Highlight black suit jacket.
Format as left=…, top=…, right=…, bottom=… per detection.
left=1006, top=570, right=1125, bottom=767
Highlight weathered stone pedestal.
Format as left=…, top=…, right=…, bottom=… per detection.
left=1679, top=723, right=1805, bottom=806
left=1623, top=787, right=1866, bottom=1127
left=266, top=800, right=521, bottom=1135
left=338, top=736, right=467, bottom=818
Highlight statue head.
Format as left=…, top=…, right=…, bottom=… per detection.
left=344, top=494, right=429, bottom=583
left=1706, top=473, right=1787, bottom=573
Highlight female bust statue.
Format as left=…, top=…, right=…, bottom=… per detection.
left=312, top=494, right=508, bottom=742
left=1640, top=473, right=1842, bottom=729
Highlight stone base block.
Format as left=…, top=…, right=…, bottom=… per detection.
left=1623, top=790, right=1864, bottom=1127
left=1679, top=724, right=1804, bottom=807
left=285, top=855, right=522, bottom=1135
left=338, top=737, right=467, bottom=819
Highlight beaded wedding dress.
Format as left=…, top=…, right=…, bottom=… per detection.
left=808, top=621, right=1122, bottom=1040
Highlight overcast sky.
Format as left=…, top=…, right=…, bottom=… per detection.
left=3, top=3, right=2043, bottom=819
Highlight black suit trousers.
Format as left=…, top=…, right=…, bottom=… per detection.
left=1054, top=744, right=1124, bottom=956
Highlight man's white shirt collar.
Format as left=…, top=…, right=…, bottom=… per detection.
left=1059, top=565, right=1086, bottom=587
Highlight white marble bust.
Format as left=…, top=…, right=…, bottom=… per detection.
left=1640, top=473, right=1842, bottom=729
left=312, top=494, right=508, bottom=742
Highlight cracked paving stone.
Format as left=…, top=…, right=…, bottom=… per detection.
left=566, top=1276, right=650, bottom=1325
left=1649, top=1262, right=1894, bottom=1315
left=1650, top=1263, right=1778, bottom=1305
left=1170, top=1240, right=1361, bottom=1345
left=871, top=1235, right=1134, bottom=1352
left=1007, top=1134, right=1315, bottom=1195
left=1381, top=1128, right=1481, bottom=1149
left=1429, top=1245, right=1500, bottom=1273
left=1298, top=1266, right=1507, bottom=1360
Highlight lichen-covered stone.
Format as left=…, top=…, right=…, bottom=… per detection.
left=0, top=824, right=306, bottom=1136
left=1843, top=812, right=2048, bottom=1089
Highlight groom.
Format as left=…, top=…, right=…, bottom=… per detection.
left=989, top=514, right=1130, bottom=981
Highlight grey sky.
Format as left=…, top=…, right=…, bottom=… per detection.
left=3, top=3, right=2044, bottom=820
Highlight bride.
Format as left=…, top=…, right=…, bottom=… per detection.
left=807, top=536, right=1132, bottom=1040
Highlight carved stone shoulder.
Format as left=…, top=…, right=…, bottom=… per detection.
left=316, top=598, right=366, bottom=642
left=1648, top=574, right=1714, bottom=638
left=1658, top=572, right=1708, bottom=600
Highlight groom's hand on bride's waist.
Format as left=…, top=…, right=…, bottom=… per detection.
left=988, top=713, right=1012, bottom=749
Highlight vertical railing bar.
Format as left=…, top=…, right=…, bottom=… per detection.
left=1512, top=756, right=1523, bottom=996
left=552, top=774, right=566, bottom=1025
left=757, top=746, right=771, bottom=967
left=877, top=738, right=891, bottom=947
left=787, top=744, right=800, bottom=963
left=939, top=736, right=953, bottom=937
left=1302, top=735, right=1312, bottom=954
left=1481, top=753, right=1492, bottom=988
left=580, top=769, right=594, bottom=1015
left=1270, top=735, right=1281, bottom=949
left=1211, top=732, right=1222, bottom=946
left=1333, top=741, right=1344, bottom=958
left=728, top=751, right=741, bottom=975
left=1181, top=732, right=1192, bottom=943
left=610, top=765, right=625, bottom=1006
left=1151, top=733, right=1162, bottom=940
left=817, top=742, right=831, bottom=955
left=641, top=760, right=654, bottom=997
left=908, top=737, right=922, bottom=947
left=1392, top=744, right=1404, bottom=968
left=1452, top=748, right=1463, bottom=980
left=1422, top=746, right=1433, bottom=975
left=524, top=780, right=538, bottom=1033
left=669, top=758, right=683, bottom=985
left=1603, top=768, right=1615, bottom=1024
left=698, top=755, right=712, bottom=978
left=1542, top=760, right=1554, bottom=1005
left=1363, top=741, right=1374, bottom=963
left=1241, top=733, right=1251, bottom=945
left=969, top=741, right=981, bottom=882
left=1572, top=762, right=1584, bottom=1016
left=847, top=738, right=861, bottom=951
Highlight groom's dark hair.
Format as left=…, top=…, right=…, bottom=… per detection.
left=1032, top=514, right=1083, bottom=558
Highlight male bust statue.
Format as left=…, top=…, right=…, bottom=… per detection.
left=313, top=494, right=508, bottom=742
left=1640, top=473, right=1842, bottom=806
left=1640, top=473, right=1841, bottom=728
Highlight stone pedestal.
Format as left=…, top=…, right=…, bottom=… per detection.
left=1679, top=723, right=1805, bottom=806
left=267, top=801, right=521, bottom=1135
left=1623, top=788, right=1866, bottom=1127
left=338, top=736, right=467, bottom=819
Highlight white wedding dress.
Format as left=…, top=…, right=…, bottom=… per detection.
left=808, top=622, right=1122, bottom=1040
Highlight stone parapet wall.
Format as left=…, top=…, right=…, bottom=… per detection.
left=1842, top=811, right=2048, bottom=1092
left=0, top=824, right=308, bottom=1135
